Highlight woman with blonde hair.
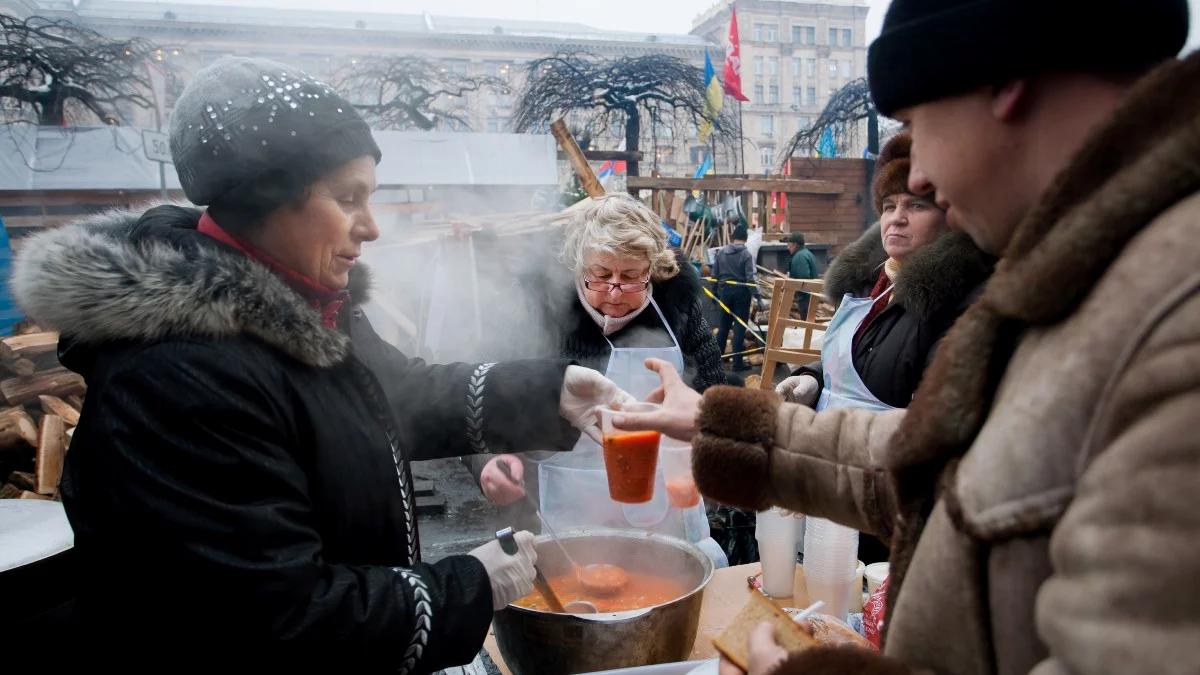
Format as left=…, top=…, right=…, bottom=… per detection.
left=472, top=193, right=727, bottom=558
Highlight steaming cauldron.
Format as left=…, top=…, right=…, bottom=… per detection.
left=493, top=528, right=714, bottom=675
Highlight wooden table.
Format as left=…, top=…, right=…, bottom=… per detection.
left=484, top=563, right=809, bottom=674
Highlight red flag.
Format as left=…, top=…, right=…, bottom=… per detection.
left=723, top=6, right=750, bottom=102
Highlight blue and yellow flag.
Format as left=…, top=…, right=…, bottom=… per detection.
left=699, top=49, right=723, bottom=142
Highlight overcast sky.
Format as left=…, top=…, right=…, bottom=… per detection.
left=125, top=0, right=1199, bottom=52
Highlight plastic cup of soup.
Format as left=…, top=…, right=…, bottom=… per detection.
left=660, top=437, right=700, bottom=508
left=599, top=404, right=661, bottom=504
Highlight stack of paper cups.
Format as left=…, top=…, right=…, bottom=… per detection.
left=802, top=517, right=859, bottom=621
left=755, top=508, right=799, bottom=599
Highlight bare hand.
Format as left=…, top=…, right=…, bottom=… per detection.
left=480, top=454, right=526, bottom=506
left=611, top=358, right=702, bottom=442
left=748, top=622, right=790, bottom=673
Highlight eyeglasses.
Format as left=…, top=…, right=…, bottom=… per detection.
left=583, top=278, right=650, bottom=293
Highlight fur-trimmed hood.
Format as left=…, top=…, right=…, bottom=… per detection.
left=824, top=223, right=994, bottom=320
left=11, top=204, right=371, bottom=368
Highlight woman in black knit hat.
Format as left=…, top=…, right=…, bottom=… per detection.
left=10, top=57, right=634, bottom=668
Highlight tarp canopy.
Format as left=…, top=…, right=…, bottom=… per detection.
left=0, top=126, right=557, bottom=191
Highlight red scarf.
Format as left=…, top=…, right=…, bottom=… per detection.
left=853, top=268, right=893, bottom=349
left=198, top=212, right=349, bottom=329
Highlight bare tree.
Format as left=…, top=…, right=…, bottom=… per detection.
left=336, top=56, right=507, bottom=131
left=776, top=77, right=876, bottom=170
left=0, top=14, right=163, bottom=126
left=512, top=50, right=738, bottom=176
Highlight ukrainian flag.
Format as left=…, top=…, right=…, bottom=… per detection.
left=699, top=49, right=723, bottom=142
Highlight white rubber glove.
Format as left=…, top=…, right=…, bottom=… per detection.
left=469, top=530, right=538, bottom=611
left=775, top=374, right=820, bottom=407
left=559, top=365, right=636, bottom=442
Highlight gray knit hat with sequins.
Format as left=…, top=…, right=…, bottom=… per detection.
left=170, top=57, right=380, bottom=206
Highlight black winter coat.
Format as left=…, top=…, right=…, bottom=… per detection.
left=11, top=205, right=576, bottom=670
left=800, top=224, right=993, bottom=408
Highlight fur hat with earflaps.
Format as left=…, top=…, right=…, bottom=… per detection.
left=872, top=132, right=917, bottom=214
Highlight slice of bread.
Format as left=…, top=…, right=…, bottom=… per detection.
left=713, top=591, right=819, bottom=670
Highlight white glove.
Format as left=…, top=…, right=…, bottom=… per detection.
left=559, top=365, right=636, bottom=442
left=775, top=374, right=820, bottom=407
left=469, top=530, right=538, bottom=611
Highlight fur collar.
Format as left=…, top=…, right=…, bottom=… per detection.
left=882, top=52, right=1200, bottom=632
left=11, top=204, right=371, bottom=368
left=824, top=223, right=993, bottom=320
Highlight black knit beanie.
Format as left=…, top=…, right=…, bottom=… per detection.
left=170, top=57, right=380, bottom=208
left=868, top=0, right=1190, bottom=116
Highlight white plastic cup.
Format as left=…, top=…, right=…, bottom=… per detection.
left=755, top=508, right=799, bottom=599
left=659, top=437, right=700, bottom=509
left=847, top=560, right=866, bottom=613
left=802, top=517, right=859, bottom=621
left=598, top=402, right=661, bottom=435
left=866, top=562, right=890, bottom=594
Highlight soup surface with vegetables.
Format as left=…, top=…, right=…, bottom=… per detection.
left=513, top=570, right=689, bottom=612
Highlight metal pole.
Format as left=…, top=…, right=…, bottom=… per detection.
left=738, top=100, right=746, bottom=175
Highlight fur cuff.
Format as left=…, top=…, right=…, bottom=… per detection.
left=770, top=646, right=913, bottom=675
left=692, top=386, right=779, bottom=510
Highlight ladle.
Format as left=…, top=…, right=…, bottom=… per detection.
left=497, top=463, right=629, bottom=604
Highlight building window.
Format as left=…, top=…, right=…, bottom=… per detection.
left=754, top=84, right=764, bottom=101
left=798, top=116, right=812, bottom=129
left=443, top=58, right=470, bottom=75
left=841, top=60, right=851, bottom=78
left=760, top=145, right=775, bottom=169
left=792, top=25, right=815, bottom=45
left=792, top=57, right=802, bottom=76
left=484, top=60, right=513, bottom=80
left=767, top=57, right=779, bottom=76
left=792, top=88, right=802, bottom=106
left=828, top=61, right=838, bottom=76
left=761, top=115, right=775, bottom=137
left=806, top=59, right=816, bottom=78
left=828, top=28, right=838, bottom=46
left=768, top=84, right=779, bottom=104
left=842, top=29, right=853, bottom=47
left=754, top=56, right=764, bottom=75
left=806, top=87, right=817, bottom=106
left=690, top=146, right=708, bottom=165
left=486, top=117, right=511, bottom=133
left=754, top=23, right=778, bottom=42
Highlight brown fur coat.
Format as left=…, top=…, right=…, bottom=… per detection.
left=694, top=53, right=1200, bottom=675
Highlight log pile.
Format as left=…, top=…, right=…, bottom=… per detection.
left=0, top=326, right=84, bottom=501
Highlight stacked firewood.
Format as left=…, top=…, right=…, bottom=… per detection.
left=0, top=327, right=85, bottom=501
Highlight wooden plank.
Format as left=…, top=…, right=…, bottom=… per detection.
left=40, top=395, right=80, bottom=427
left=35, top=414, right=67, bottom=495
left=0, top=367, right=86, bottom=407
left=19, top=490, right=52, bottom=500
left=6, top=470, right=35, bottom=491
left=0, top=483, right=20, bottom=499
left=0, top=332, right=59, bottom=360
left=626, top=176, right=843, bottom=194
left=413, top=480, right=435, bottom=496
left=9, top=358, right=36, bottom=377
left=65, top=395, right=84, bottom=412
left=0, top=405, right=39, bottom=448
left=555, top=149, right=643, bottom=162
left=551, top=119, right=605, bottom=199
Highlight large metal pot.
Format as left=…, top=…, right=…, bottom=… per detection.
left=493, top=528, right=714, bottom=675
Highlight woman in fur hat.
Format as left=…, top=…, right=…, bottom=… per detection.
left=776, top=132, right=993, bottom=563
left=10, top=57, right=633, bottom=668
left=775, top=132, right=993, bottom=413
